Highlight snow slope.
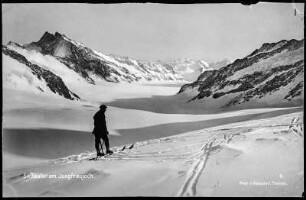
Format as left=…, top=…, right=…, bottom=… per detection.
left=179, top=39, right=304, bottom=109
left=6, top=43, right=89, bottom=88
left=2, top=50, right=79, bottom=101
left=3, top=110, right=303, bottom=197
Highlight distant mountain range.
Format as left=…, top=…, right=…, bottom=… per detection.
left=178, top=39, right=304, bottom=108
left=2, top=32, right=212, bottom=100
left=3, top=32, right=303, bottom=108
left=164, top=58, right=212, bottom=82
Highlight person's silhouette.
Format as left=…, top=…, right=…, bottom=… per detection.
left=92, top=104, right=113, bottom=157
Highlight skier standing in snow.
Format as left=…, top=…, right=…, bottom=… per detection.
left=93, top=104, right=113, bottom=157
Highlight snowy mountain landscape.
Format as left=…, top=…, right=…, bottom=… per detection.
left=178, top=39, right=304, bottom=109
left=2, top=3, right=304, bottom=198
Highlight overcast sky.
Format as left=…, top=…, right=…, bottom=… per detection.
left=2, top=3, right=304, bottom=62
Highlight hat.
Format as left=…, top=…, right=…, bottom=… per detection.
left=99, top=104, right=107, bottom=109
left=100, top=104, right=107, bottom=109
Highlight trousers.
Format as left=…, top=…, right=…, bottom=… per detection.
left=95, top=134, right=110, bottom=152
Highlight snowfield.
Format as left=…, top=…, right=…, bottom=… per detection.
left=3, top=110, right=303, bottom=197
left=2, top=84, right=304, bottom=197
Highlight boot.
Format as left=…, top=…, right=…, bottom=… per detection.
left=97, top=152, right=105, bottom=157
left=106, top=149, right=113, bottom=155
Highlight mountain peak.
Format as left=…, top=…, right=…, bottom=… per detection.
left=55, top=32, right=63, bottom=38
left=7, top=41, right=22, bottom=48
left=42, top=31, right=51, bottom=36
left=7, top=41, right=16, bottom=45
left=38, top=31, right=65, bottom=43
left=39, top=31, right=57, bottom=43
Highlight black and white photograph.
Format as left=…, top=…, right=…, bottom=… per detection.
left=2, top=2, right=304, bottom=197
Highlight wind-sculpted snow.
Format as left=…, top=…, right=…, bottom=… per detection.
left=179, top=39, right=304, bottom=108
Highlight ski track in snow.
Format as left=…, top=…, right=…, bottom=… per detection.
left=47, top=129, right=240, bottom=197
left=289, top=116, right=303, bottom=137
left=176, top=136, right=217, bottom=197
left=176, top=115, right=304, bottom=197
left=176, top=132, right=235, bottom=197
left=15, top=113, right=301, bottom=197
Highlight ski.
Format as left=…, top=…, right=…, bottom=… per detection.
left=88, top=143, right=134, bottom=161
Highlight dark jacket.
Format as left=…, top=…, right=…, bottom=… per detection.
left=92, top=110, right=108, bottom=137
